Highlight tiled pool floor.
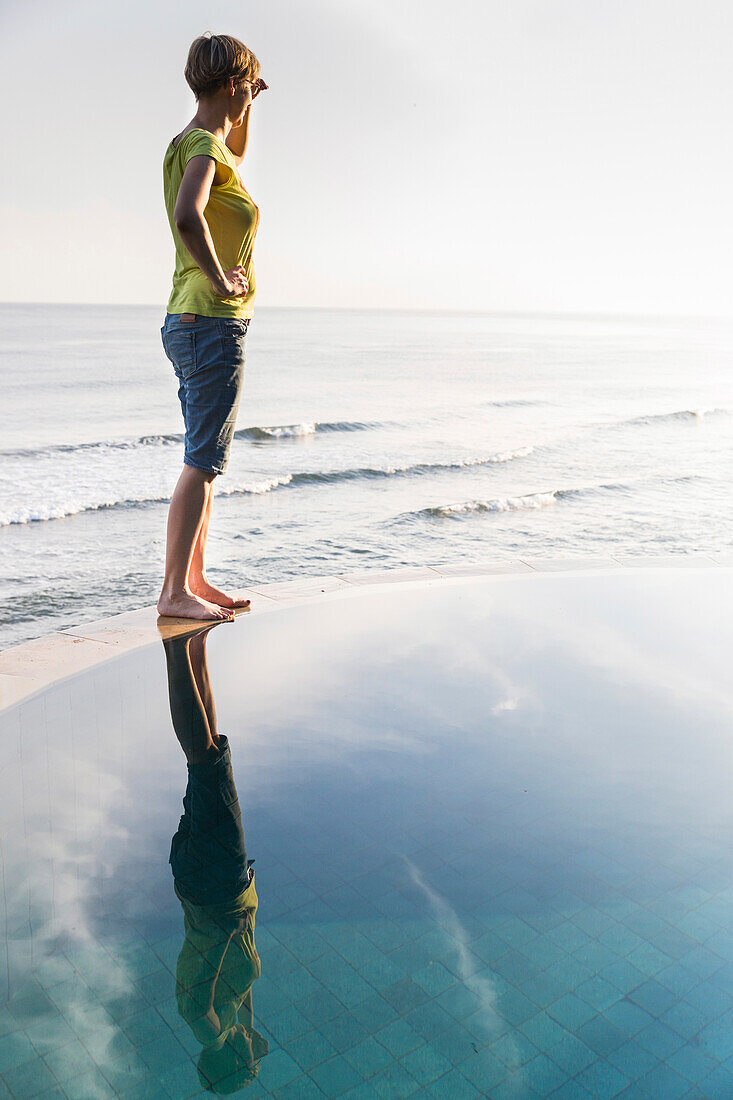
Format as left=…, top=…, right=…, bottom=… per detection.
left=1, top=568, right=732, bottom=1097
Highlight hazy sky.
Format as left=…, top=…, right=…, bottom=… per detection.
left=2, top=0, right=732, bottom=315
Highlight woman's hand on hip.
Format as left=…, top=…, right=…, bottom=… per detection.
left=211, top=266, right=249, bottom=297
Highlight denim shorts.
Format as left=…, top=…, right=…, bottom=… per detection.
left=169, top=735, right=254, bottom=906
left=161, top=313, right=249, bottom=475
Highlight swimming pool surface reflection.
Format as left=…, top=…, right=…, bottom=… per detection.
left=1, top=568, right=732, bottom=1098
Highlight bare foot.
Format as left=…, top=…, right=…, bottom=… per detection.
left=157, top=589, right=235, bottom=621
left=189, top=576, right=251, bottom=610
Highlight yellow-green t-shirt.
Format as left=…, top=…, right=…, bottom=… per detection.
left=163, top=128, right=260, bottom=319
left=174, top=874, right=260, bottom=1046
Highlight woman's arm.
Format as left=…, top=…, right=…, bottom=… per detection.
left=225, top=105, right=251, bottom=165
left=173, top=155, right=248, bottom=298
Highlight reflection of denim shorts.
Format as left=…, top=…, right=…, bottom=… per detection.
left=161, top=313, right=249, bottom=475
left=169, top=736, right=253, bottom=906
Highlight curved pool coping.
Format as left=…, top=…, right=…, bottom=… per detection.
left=0, top=553, right=729, bottom=713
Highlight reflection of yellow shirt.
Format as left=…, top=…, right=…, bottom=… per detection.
left=163, top=128, right=260, bottom=319
left=175, top=875, right=260, bottom=1046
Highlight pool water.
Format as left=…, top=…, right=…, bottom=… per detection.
left=1, top=569, right=732, bottom=1098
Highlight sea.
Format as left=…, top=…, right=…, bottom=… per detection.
left=1, top=302, right=733, bottom=651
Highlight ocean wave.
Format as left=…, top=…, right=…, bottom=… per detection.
left=404, top=480, right=634, bottom=521
left=612, top=407, right=729, bottom=430
left=0, top=446, right=534, bottom=527
left=236, top=419, right=377, bottom=440
left=0, top=420, right=380, bottom=461
left=286, top=446, right=534, bottom=486
left=0, top=476, right=294, bottom=527
left=484, top=399, right=548, bottom=408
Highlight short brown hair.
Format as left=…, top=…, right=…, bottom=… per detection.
left=184, top=33, right=260, bottom=99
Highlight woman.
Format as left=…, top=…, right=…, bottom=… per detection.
left=163, top=624, right=268, bottom=1091
left=159, top=33, right=267, bottom=622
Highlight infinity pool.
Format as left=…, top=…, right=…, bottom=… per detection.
left=1, top=568, right=732, bottom=1098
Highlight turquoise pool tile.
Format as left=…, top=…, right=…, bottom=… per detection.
left=42, top=1040, right=95, bottom=1087
left=634, top=1020, right=686, bottom=1059
left=0, top=1030, right=37, bottom=1073
left=576, top=1015, right=627, bottom=1057
left=297, top=988, right=349, bottom=1028
left=349, top=994, right=398, bottom=1033
left=66, top=1067, right=123, bottom=1098
left=25, top=1016, right=77, bottom=1056
left=546, top=1033, right=596, bottom=1075
left=370, top=1060, right=421, bottom=1097
left=634, top=1062, right=691, bottom=1098
left=547, top=994, right=598, bottom=1032
left=666, top=1042, right=717, bottom=1084
left=100, top=1048, right=160, bottom=1093
left=655, top=964, right=702, bottom=999
left=573, top=941, right=621, bottom=973
left=400, top=1043, right=453, bottom=1085
left=606, top=1038, right=659, bottom=1079
left=682, top=981, right=732, bottom=1020
left=265, top=1003, right=312, bottom=1044
left=697, top=1016, right=733, bottom=1060
left=547, top=1081, right=594, bottom=1099
left=489, top=1029, right=540, bottom=1069
left=256, top=1047, right=301, bottom=1090
left=545, top=957, right=594, bottom=990
left=380, top=978, right=428, bottom=1016
left=157, top=1060, right=201, bottom=1099
left=519, top=1011, right=571, bottom=1054
left=494, top=918, right=536, bottom=949
left=600, top=960, right=648, bottom=994
left=359, top=954, right=405, bottom=990
left=683, top=947, right=726, bottom=981
left=80, top=1022, right=135, bottom=1064
left=456, top=1048, right=507, bottom=1092
left=277, top=1077, right=327, bottom=1099
left=628, top=978, right=679, bottom=1017
left=491, top=950, right=537, bottom=986
left=340, top=1084, right=383, bottom=1100
left=698, top=1066, right=733, bottom=1097
left=412, top=964, right=455, bottom=998
left=491, top=989, right=537, bottom=1027
left=661, top=1000, right=711, bottom=1039
left=318, top=1013, right=370, bottom=1053
left=309, top=1054, right=365, bottom=1096
left=403, top=1001, right=454, bottom=1044
left=273, top=966, right=325, bottom=1003
left=597, top=925, right=645, bottom=956
left=121, top=1004, right=173, bottom=1047
left=603, top=999, right=655, bottom=1037
left=523, top=1052, right=569, bottom=1094
left=373, top=1019, right=422, bottom=1058
left=471, top=931, right=509, bottom=964
left=343, top=1037, right=392, bottom=1079
left=428, top=1022, right=480, bottom=1066
left=434, top=985, right=482, bottom=1022
left=489, top=1069, right=542, bottom=1098
left=2, top=1055, right=58, bottom=1099
left=574, top=1058, right=630, bottom=1099
left=546, top=922, right=592, bottom=954
left=625, top=943, right=674, bottom=978
left=520, top=971, right=567, bottom=1009
left=286, top=1027, right=338, bottom=1071
left=426, top=1066, right=481, bottom=1097
left=576, top=976, right=622, bottom=1013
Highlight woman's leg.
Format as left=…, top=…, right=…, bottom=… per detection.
left=158, top=465, right=234, bottom=621
left=187, top=483, right=252, bottom=610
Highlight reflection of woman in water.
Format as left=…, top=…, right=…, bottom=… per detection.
left=163, top=625, right=268, bottom=1093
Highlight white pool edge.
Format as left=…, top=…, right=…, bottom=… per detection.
left=0, top=554, right=729, bottom=713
